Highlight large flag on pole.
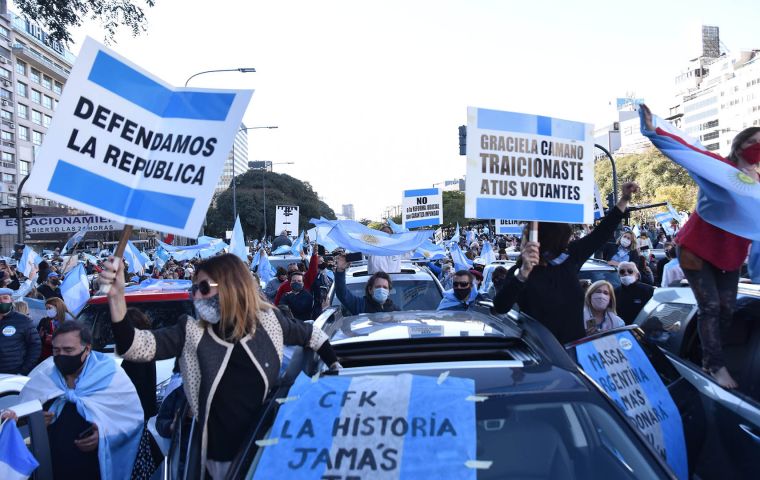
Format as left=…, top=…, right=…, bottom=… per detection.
left=60, top=226, right=88, bottom=256
left=640, top=108, right=760, bottom=241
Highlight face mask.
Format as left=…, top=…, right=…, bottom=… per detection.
left=591, top=293, right=610, bottom=311
left=318, top=263, right=327, bottom=270
left=620, top=238, right=631, bottom=248
left=54, top=349, right=86, bottom=376
left=454, top=287, right=471, bottom=301
left=291, top=282, right=304, bottom=292
left=372, top=287, right=389, bottom=304
left=193, top=294, right=221, bottom=324
left=741, top=142, right=760, bottom=165
left=46, top=307, right=57, bottom=318
left=0, top=302, right=11, bottom=314
left=620, top=275, right=636, bottom=286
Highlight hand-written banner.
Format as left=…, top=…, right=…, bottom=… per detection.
left=465, top=107, right=594, bottom=223
left=402, top=188, right=442, bottom=229
left=254, top=373, right=476, bottom=480
left=576, top=332, right=687, bottom=480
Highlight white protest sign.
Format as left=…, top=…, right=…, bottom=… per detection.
left=495, top=219, right=524, bottom=235
left=275, top=205, right=299, bottom=237
left=24, top=37, right=253, bottom=237
left=0, top=215, right=122, bottom=235
left=466, top=107, right=594, bottom=223
left=402, top=188, right=443, bottom=229
left=593, top=183, right=604, bottom=220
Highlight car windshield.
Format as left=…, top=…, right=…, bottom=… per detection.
left=579, top=268, right=621, bottom=289
left=268, top=257, right=301, bottom=272
left=333, top=278, right=442, bottom=311
left=244, top=373, right=665, bottom=479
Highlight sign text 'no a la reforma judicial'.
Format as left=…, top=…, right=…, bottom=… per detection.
left=466, top=107, right=594, bottom=224
left=25, top=37, right=253, bottom=237
left=402, top=188, right=442, bottom=229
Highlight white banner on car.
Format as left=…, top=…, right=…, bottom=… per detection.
left=465, top=107, right=594, bottom=224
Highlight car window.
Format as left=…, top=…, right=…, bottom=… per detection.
left=579, top=269, right=621, bottom=289
left=333, top=279, right=442, bottom=311
left=78, top=300, right=194, bottom=351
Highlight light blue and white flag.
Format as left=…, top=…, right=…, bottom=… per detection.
left=18, top=246, right=41, bottom=278
left=641, top=108, right=760, bottom=241
left=748, top=242, right=760, bottom=283
left=60, top=226, right=88, bottom=256
left=308, top=221, right=340, bottom=253
left=310, top=218, right=431, bottom=256
left=61, top=263, right=90, bottom=315
left=258, top=250, right=275, bottom=284
left=450, top=222, right=461, bottom=243
left=465, top=228, right=475, bottom=245
left=388, top=217, right=408, bottom=233
left=253, top=372, right=476, bottom=480
left=251, top=249, right=261, bottom=270
left=290, top=230, right=305, bottom=256
left=450, top=242, right=473, bottom=272
left=412, top=239, right=447, bottom=261
left=481, top=241, right=497, bottom=264
left=271, top=244, right=292, bottom=256
left=123, top=241, right=146, bottom=274
left=0, top=419, right=39, bottom=479
left=229, top=216, right=249, bottom=263
left=20, top=352, right=143, bottom=480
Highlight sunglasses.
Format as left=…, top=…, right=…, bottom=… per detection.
left=453, top=281, right=471, bottom=288
left=619, top=269, right=635, bottom=275
left=191, top=280, right=218, bottom=296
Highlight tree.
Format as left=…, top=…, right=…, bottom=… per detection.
left=442, top=191, right=474, bottom=227
left=16, top=0, right=156, bottom=44
left=205, top=170, right=335, bottom=240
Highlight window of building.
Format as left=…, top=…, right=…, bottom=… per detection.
left=2, top=151, right=13, bottom=163
left=32, top=130, right=42, bottom=145
left=43, top=114, right=51, bottom=127
left=42, top=95, right=52, bottom=109
left=7, top=194, right=16, bottom=206
left=53, top=81, right=62, bottom=94
left=53, top=99, right=58, bottom=110
left=42, top=75, right=52, bottom=90
left=31, top=89, right=41, bottom=104
left=0, top=68, right=9, bottom=81
left=0, top=110, right=11, bottom=122
left=0, top=89, right=9, bottom=100
left=15, top=59, right=26, bottom=76
left=0, top=25, right=9, bottom=38
left=19, top=160, right=29, bottom=176
left=16, top=81, right=27, bottom=98
left=2, top=173, right=14, bottom=183
left=1, top=131, right=12, bottom=142
left=18, top=126, right=29, bottom=141
left=31, top=110, right=42, bottom=125
left=30, top=68, right=40, bottom=84
left=17, top=103, right=28, bottom=119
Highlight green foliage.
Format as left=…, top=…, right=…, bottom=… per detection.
left=16, top=0, right=156, bottom=44
left=594, top=148, right=698, bottom=224
left=206, top=170, right=335, bottom=239
left=442, top=191, right=474, bottom=227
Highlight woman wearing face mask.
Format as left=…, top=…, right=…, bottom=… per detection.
left=98, top=253, right=340, bottom=479
left=37, top=297, right=76, bottom=361
left=643, top=105, right=760, bottom=389
left=334, top=255, right=399, bottom=315
left=583, top=280, right=624, bottom=335
left=486, top=266, right=508, bottom=299
left=603, top=231, right=640, bottom=267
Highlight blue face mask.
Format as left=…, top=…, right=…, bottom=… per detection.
left=291, top=282, right=304, bottom=292
left=372, top=287, right=389, bottom=304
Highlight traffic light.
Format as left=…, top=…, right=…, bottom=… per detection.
left=458, top=125, right=467, bottom=155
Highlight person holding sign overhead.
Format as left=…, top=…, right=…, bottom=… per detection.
left=492, top=181, right=639, bottom=345
left=98, top=253, right=340, bottom=479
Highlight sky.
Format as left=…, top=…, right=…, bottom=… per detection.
left=14, top=0, right=760, bottom=221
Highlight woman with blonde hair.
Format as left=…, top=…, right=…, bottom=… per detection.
left=37, top=297, right=75, bottom=361
left=583, top=280, right=625, bottom=336
left=98, top=253, right=339, bottom=479
left=604, top=230, right=640, bottom=267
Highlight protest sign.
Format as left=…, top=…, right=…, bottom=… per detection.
left=466, top=107, right=594, bottom=223
left=402, top=188, right=442, bottom=229
left=254, top=373, right=476, bottom=479
left=24, top=37, right=253, bottom=237
left=275, top=205, right=300, bottom=237
left=576, top=331, right=687, bottom=480
left=593, top=183, right=604, bottom=220
left=0, top=215, right=121, bottom=235
left=495, top=219, right=523, bottom=235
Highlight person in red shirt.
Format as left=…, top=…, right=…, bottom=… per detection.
left=644, top=106, right=759, bottom=388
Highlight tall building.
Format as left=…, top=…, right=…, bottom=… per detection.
left=341, top=204, right=355, bottom=220
left=0, top=9, right=75, bottom=209
left=215, top=125, right=249, bottom=196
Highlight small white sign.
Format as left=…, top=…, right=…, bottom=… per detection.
left=402, top=188, right=442, bottom=229
left=275, top=205, right=299, bottom=237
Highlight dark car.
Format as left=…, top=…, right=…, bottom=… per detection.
left=480, top=258, right=620, bottom=295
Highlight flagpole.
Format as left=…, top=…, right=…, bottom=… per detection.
left=98, top=224, right=133, bottom=294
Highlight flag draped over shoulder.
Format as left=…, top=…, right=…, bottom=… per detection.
left=20, top=353, right=143, bottom=480
left=309, top=218, right=431, bottom=256
left=640, top=109, right=760, bottom=241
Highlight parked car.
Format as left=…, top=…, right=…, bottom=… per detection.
left=480, top=258, right=620, bottom=295
left=0, top=373, right=29, bottom=411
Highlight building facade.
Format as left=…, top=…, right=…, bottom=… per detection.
left=214, top=125, right=249, bottom=196
left=341, top=204, right=355, bottom=220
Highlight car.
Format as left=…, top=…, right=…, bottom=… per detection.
left=479, top=258, right=621, bottom=295
left=78, top=285, right=194, bottom=408
left=0, top=373, right=29, bottom=411
left=566, top=325, right=760, bottom=479
left=266, top=254, right=303, bottom=273
left=327, top=262, right=444, bottom=312
left=212, top=307, right=678, bottom=479
left=633, top=282, right=760, bottom=402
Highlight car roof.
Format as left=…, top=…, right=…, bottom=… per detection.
left=343, top=263, right=433, bottom=281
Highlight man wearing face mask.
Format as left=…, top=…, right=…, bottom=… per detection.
left=12, top=321, right=143, bottom=479
left=437, top=270, right=486, bottom=311
left=279, top=272, right=315, bottom=321
left=334, top=255, right=399, bottom=315
left=613, top=261, right=655, bottom=325
left=38, top=271, right=64, bottom=300
left=0, top=287, right=40, bottom=374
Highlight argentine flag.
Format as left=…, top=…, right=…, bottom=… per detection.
left=123, top=241, right=146, bottom=274
left=450, top=222, right=461, bottom=243
left=230, top=216, right=249, bottom=263
left=253, top=373, right=476, bottom=480
left=0, top=420, right=38, bottom=479
left=481, top=241, right=497, bottom=264
left=60, top=226, right=88, bottom=256
left=310, top=218, right=431, bottom=256
left=290, top=230, right=305, bottom=256
left=388, top=217, right=409, bottom=233
left=61, top=264, right=90, bottom=314
left=18, top=246, right=41, bottom=278
left=450, top=242, right=473, bottom=272
left=258, top=250, right=275, bottom=284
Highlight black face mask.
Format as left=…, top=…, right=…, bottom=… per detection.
left=454, top=288, right=471, bottom=301
left=50, top=279, right=61, bottom=286
left=319, top=263, right=327, bottom=270
left=54, top=349, right=87, bottom=376
left=492, top=278, right=506, bottom=288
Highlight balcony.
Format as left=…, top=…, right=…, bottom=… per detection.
left=12, top=44, right=69, bottom=81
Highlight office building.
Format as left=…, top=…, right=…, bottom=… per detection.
left=215, top=125, right=249, bottom=196
left=341, top=204, right=355, bottom=220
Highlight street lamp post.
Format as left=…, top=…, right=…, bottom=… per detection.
left=232, top=127, right=278, bottom=226
left=184, top=67, right=256, bottom=87
left=249, top=161, right=294, bottom=239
